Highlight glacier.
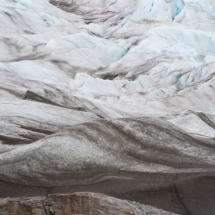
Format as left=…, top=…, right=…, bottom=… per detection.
left=0, top=0, right=215, bottom=215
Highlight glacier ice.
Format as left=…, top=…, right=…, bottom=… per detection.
left=0, top=0, right=215, bottom=214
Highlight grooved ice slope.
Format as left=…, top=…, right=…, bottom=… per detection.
left=0, top=1, right=215, bottom=214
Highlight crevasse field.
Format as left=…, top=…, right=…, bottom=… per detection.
left=0, top=0, right=215, bottom=215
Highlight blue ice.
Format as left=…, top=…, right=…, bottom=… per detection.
left=167, top=0, right=184, bottom=20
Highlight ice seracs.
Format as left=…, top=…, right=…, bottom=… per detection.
left=0, top=1, right=215, bottom=214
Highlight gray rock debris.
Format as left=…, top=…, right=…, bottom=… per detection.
left=0, top=192, right=177, bottom=215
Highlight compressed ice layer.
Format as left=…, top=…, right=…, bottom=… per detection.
left=46, top=32, right=132, bottom=68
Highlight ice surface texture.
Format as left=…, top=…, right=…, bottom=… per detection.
left=0, top=1, right=215, bottom=215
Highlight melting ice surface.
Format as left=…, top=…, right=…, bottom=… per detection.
left=0, top=0, right=215, bottom=154
left=1, top=4, right=215, bottom=215
left=0, top=0, right=215, bottom=97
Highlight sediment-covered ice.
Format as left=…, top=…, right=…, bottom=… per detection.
left=0, top=1, right=215, bottom=214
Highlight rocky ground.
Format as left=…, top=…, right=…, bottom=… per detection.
left=0, top=192, right=178, bottom=215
